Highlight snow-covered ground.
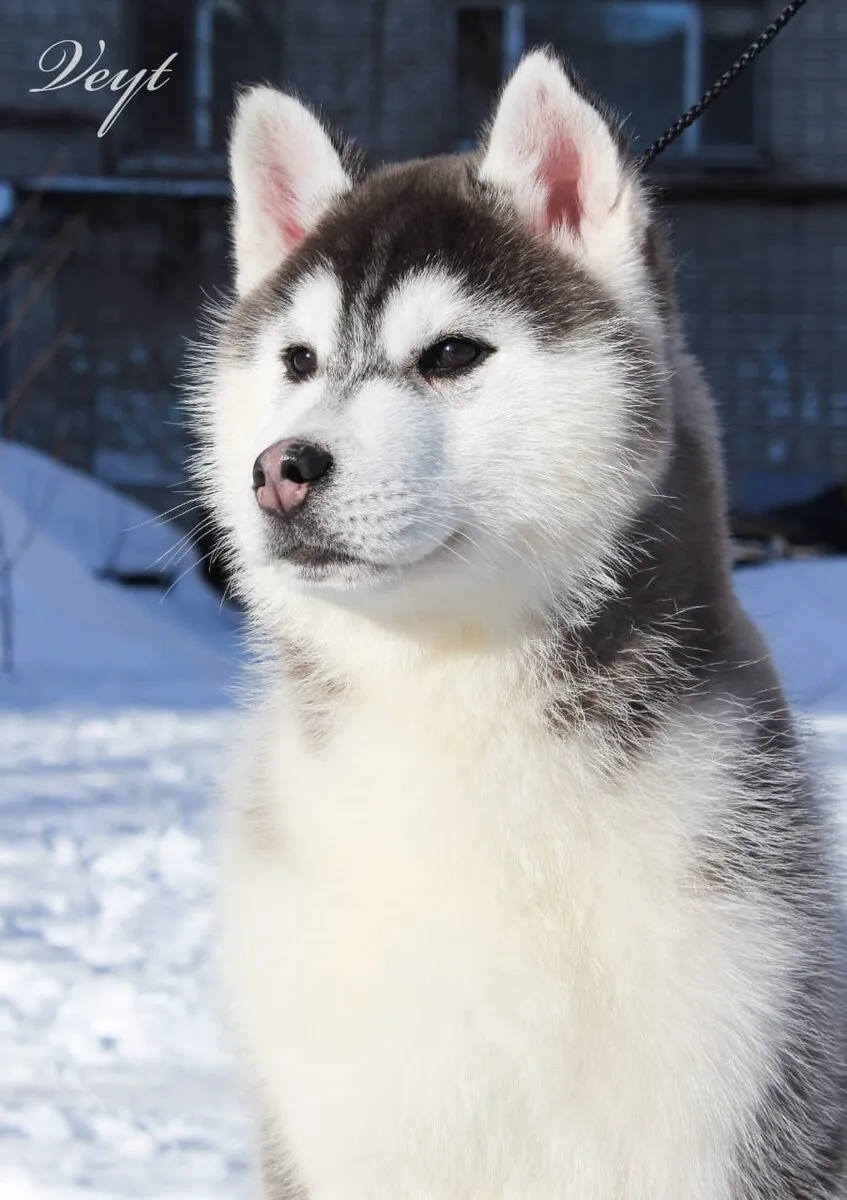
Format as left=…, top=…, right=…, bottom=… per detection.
left=0, top=442, right=845, bottom=1198
left=0, top=444, right=251, bottom=1199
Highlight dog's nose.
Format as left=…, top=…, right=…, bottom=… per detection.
left=252, top=439, right=334, bottom=515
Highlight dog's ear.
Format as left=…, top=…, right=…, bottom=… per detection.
left=229, top=88, right=351, bottom=295
left=479, top=51, right=626, bottom=239
left=479, top=51, right=655, bottom=307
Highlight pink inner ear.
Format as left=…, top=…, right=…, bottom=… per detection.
left=261, top=159, right=305, bottom=250
left=532, top=85, right=583, bottom=235
left=537, top=132, right=582, bottom=234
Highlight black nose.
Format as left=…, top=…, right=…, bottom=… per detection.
left=280, top=441, right=334, bottom=485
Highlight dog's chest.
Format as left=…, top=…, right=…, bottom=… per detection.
left=223, top=687, right=766, bottom=1200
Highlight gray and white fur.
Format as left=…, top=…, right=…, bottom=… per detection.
left=187, top=50, right=847, bottom=1200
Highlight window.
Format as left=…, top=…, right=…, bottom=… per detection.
left=205, top=2, right=279, bottom=154
left=125, top=0, right=194, bottom=156
left=456, top=2, right=761, bottom=161
left=122, top=0, right=279, bottom=165
left=456, top=6, right=525, bottom=147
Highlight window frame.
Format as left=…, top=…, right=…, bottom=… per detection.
left=457, top=0, right=762, bottom=163
left=118, top=0, right=259, bottom=176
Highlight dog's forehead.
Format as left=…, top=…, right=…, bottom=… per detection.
left=302, top=161, right=503, bottom=307
left=228, top=158, right=617, bottom=356
left=287, top=159, right=612, bottom=340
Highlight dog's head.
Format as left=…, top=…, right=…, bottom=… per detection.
left=191, top=52, right=674, bottom=634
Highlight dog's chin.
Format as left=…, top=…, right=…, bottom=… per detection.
left=281, top=545, right=392, bottom=592
left=268, top=531, right=468, bottom=595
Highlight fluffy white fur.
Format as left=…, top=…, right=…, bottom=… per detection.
left=187, top=52, right=839, bottom=1200
left=223, top=684, right=806, bottom=1200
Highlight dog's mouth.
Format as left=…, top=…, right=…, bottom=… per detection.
left=264, top=526, right=390, bottom=579
left=282, top=543, right=378, bottom=570
left=265, top=527, right=467, bottom=586
left=260, top=512, right=373, bottom=573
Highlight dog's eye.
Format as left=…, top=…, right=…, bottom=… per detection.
left=285, top=346, right=317, bottom=380
left=418, top=337, right=490, bottom=378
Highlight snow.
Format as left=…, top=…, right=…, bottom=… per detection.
left=0, top=440, right=845, bottom=1197
left=0, top=443, right=251, bottom=1198
left=0, top=441, right=237, bottom=709
left=736, top=556, right=847, bottom=716
left=736, top=556, right=847, bottom=811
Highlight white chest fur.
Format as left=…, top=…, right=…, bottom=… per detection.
left=220, top=665, right=792, bottom=1200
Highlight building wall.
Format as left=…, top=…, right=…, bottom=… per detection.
left=5, top=0, right=844, bottom=174
left=278, top=0, right=454, bottom=161
left=1, top=0, right=124, bottom=116
left=0, top=0, right=123, bottom=177
left=668, top=194, right=847, bottom=510
left=5, top=192, right=230, bottom=515
left=765, top=0, right=847, bottom=180
left=666, top=0, right=847, bottom=506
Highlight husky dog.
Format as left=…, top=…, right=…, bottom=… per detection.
left=189, top=51, right=847, bottom=1200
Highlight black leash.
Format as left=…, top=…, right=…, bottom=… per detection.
left=640, top=0, right=809, bottom=168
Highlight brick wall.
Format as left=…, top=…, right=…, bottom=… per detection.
left=764, top=0, right=847, bottom=181
left=376, top=0, right=455, bottom=160
left=0, top=0, right=124, bottom=113
left=278, top=0, right=452, bottom=161
left=5, top=192, right=230, bottom=514
left=667, top=193, right=847, bottom=509
left=0, top=0, right=123, bottom=178
left=3, top=0, right=846, bottom=176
